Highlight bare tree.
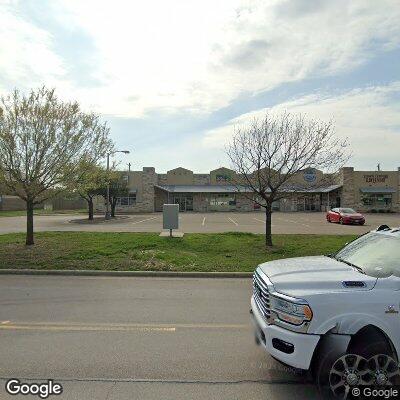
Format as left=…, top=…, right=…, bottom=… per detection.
left=75, top=162, right=109, bottom=220
left=226, top=112, right=349, bottom=247
left=0, top=87, right=114, bottom=245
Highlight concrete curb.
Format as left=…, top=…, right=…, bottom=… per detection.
left=0, top=269, right=253, bottom=278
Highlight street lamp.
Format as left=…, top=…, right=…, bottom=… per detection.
left=105, top=150, right=130, bottom=220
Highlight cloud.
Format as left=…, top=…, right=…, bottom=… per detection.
left=1, top=0, right=399, bottom=117
left=202, top=82, right=400, bottom=170
left=0, top=1, right=65, bottom=91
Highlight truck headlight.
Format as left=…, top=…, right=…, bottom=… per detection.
left=270, top=295, right=313, bottom=326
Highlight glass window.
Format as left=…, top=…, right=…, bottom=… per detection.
left=361, top=193, right=392, bottom=207
left=209, top=194, right=236, bottom=206
left=116, top=194, right=136, bottom=206
left=339, top=208, right=356, bottom=214
left=335, top=232, right=400, bottom=278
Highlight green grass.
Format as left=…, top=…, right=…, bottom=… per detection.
left=0, top=232, right=357, bottom=272
left=0, top=209, right=87, bottom=217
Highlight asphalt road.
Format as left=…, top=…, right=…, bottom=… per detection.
left=1, top=211, right=398, bottom=235
left=0, top=276, right=319, bottom=399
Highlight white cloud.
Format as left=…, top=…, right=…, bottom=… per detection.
left=202, top=82, right=400, bottom=170
left=1, top=0, right=399, bottom=117
left=0, top=1, right=65, bottom=91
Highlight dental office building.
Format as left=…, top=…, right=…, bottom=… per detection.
left=93, top=166, right=400, bottom=214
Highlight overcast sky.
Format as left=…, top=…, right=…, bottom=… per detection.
left=1, top=0, right=399, bottom=172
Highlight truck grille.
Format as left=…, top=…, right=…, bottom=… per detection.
left=253, top=271, right=271, bottom=320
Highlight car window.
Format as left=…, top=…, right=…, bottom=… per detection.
left=335, top=232, right=400, bottom=278
left=339, top=208, right=356, bottom=214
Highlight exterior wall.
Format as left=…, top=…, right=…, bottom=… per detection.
left=154, top=187, right=168, bottom=212
left=341, top=167, right=355, bottom=208
left=0, top=195, right=26, bottom=211
left=157, top=174, right=168, bottom=185
left=193, top=174, right=210, bottom=185
left=94, top=167, right=157, bottom=213
left=210, top=167, right=235, bottom=185
left=166, top=167, right=194, bottom=185
left=235, top=194, right=254, bottom=211
left=93, top=166, right=400, bottom=214
left=340, top=167, right=400, bottom=212
left=193, top=193, right=209, bottom=212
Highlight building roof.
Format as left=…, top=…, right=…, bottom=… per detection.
left=155, top=184, right=342, bottom=194
left=155, top=185, right=254, bottom=193
left=360, top=187, right=396, bottom=193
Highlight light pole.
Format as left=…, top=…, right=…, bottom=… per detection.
left=105, top=150, right=130, bottom=220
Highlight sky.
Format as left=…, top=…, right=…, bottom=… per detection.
left=1, top=0, right=399, bottom=173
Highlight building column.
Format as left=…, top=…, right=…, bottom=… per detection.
left=341, top=167, right=355, bottom=208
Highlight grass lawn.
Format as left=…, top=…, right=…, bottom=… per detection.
left=0, top=209, right=87, bottom=217
left=0, top=232, right=357, bottom=272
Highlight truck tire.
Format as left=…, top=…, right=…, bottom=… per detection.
left=313, top=329, right=399, bottom=399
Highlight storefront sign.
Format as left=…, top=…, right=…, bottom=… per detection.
left=303, top=168, right=316, bottom=183
left=363, top=174, right=388, bottom=183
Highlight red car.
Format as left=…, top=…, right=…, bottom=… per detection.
left=326, top=207, right=365, bottom=225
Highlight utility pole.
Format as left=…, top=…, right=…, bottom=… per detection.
left=377, top=163, right=381, bottom=171
left=128, top=162, right=131, bottom=172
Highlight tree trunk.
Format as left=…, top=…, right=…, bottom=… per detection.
left=26, top=199, right=34, bottom=245
left=111, top=198, right=116, bottom=218
left=265, top=204, right=273, bottom=247
left=88, top=198, right=94, bottom=220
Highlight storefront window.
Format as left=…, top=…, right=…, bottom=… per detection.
left=361, top=193, right=392, bottom=207
left=116, top=194, right=136, bottom=206
left=209, top=194, right=236, bottom=206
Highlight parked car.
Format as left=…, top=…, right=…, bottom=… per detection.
left=326, top=207, right=365, bottom=225
left=251, top=225, right=400, bottom=397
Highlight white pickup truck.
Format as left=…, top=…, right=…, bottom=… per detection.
left=251, top=225, right=400, bottom=398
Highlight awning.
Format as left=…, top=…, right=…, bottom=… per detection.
left=360, top=187, right=396, bottom=194
left=155, top=184, right=342, bottom=194
left=155, top=185, right=254, bottom=193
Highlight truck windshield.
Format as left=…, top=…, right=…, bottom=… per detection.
left=335, top=232, right=400, bottom=278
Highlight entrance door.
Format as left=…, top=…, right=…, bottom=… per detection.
left=304, top=196, right=317, bottom=211
left=185, top=196, right=193, bottom=211
left=173, top=195, right=193, bottom=211
left=174, top=196, right=186, bottom=211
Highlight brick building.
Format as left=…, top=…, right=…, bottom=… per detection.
left=93, top=166, right=400, bottom=213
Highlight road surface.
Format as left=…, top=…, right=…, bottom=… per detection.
left=0, top=275, right=319, bottom=399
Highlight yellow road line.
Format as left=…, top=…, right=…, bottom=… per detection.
left=0, top=325, right=175, bottom=332
left=0, top=322, right=249, bottom=332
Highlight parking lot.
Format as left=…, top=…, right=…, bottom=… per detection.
left=0, top=211, right=398, bottom=235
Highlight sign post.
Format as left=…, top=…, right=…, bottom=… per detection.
left=162, top=204, right=179, bottom=238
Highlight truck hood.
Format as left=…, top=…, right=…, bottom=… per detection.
left=258, top=256, right=377, bottom=297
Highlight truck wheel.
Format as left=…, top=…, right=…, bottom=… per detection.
left=348, top=331, right=399, bottom=387
left=313, top=350, right=369, bottom=399
left=314, top=330, right=399, bottom=399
